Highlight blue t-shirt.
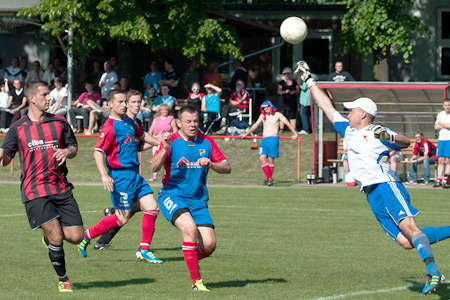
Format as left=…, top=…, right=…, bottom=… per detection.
left=153, top=95, right=175, bottom=109
left=143, top=71, right=162, bottom=96
left=204, top=93, right=221, bottom=114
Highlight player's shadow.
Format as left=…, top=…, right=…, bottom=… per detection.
left=73, top=278, right=154, bottom=289
left=208, top=278, right=287, bottom=288
left=405, top=278, right=450, bottom=299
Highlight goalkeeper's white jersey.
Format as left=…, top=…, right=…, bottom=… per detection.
left=333, top=112, right=404, bottom=191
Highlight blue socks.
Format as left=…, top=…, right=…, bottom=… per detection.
left=412, top=233, right=438, bottom=275
left=421, top=226, right=450, bottom=244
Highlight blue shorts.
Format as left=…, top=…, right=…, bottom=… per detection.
left=437, top=140, right=450, bottom=157
left=259, top=136, right=279, bottom=158
left=109, top=168, right=153, bottom=210
left=366, top=181, right=418, bottom=241
left=158, top=194, right=213, bottom=227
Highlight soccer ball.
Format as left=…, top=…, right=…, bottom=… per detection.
left=280, top=17, right=308, bottom=44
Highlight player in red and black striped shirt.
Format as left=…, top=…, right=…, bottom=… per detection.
left=0, top=81, right=84, bottom=293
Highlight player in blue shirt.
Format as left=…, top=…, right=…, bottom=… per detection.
left=296, top=60, right=450, bottom=294
left=152, top=105, right=231, bottom=292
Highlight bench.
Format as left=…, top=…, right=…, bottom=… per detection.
left=327, top=138, right=345, bottom=165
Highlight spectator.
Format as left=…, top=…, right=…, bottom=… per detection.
left=159, top=59, right=180, bottom=97
left=182, top=59, right=200, bottom=96
left=152, top=84, right=174, bottom=113
left=0, top=58, right=4, bottom=79
left=69, top=81, right=102, bottom=133
left=201, top=83, right=222, bottom=134
left=89, top=60, right=103, bottom=86
left=186, top=82, right=204, bottom=116
left=219, top=79, right=250, bottom=131
left=0, top=79, right=9, bottom=124
left=20, top=56, right=29, bottom=79
left=137, top=85, right=157, bottom=127
left=48, top=77, right=68, bottom=116
left=25, top=61, right=44, bottom=83
left=109, top=55, right=123, bottom=77
left=298, top=70, right=316, bottom=134
left=72, top=57, right=87, bottom=98
left=85, top=98, right=109, bottom=135
left=42, top=62, right=56, bottom=87
left=241, top=101, right=297, bottom=186
left=277, top=67, right=299, bottom=132
left=202, top=61, right=222, bottom=88
left=53, top=58, right=67, bottom=81
left=406, top=130, right=437, bottom=185
left=148, top=104, right=178, bottom=181
left=143, top=60, right=162, bottom=96
left=119, top=76, right=129, bottom=92
left=434, top=99, right=450, bottom=188
left=327, top=61, right=354, bottom=82
left=99, top=61, right=118, bottom=100
left=0, top=78, right=26, bottom=133
left=4, top=57, right=24, bottom=84
left=229, top=59, right=248, bottom=90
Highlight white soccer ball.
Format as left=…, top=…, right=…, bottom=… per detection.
left=280, top=16, right=308, bottom=45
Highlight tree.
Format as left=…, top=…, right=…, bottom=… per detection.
left=340, top=0, right=429, bottom=65
left=18, top=0, right=243, bottom=63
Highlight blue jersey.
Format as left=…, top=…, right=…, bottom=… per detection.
left=156, top=131, right=227, bottom=202
left=95, top=116, right=144, bottom=170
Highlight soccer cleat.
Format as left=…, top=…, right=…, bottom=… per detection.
left=41, top=231, right=49, bottom=250
left=78, top=237, right=90, bottom=258
left=267, top=178, right=274, bottom=186
left=443, top=182, right=449, bottom=189
left=58, top=279, right=73, bottom=293
left=263, top=180, right=268, bottom=186
left=192, top=279, right=211, bottom=292
left=93, top=242, right=114, bottom=250
left=136, top=248, right=163, bottom=263
left=422, top=273, right=444, bottom=294
left=103, top=207, right=115, bottom=216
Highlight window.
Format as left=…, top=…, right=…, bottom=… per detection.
left=437, top=8, right=450, bottom=79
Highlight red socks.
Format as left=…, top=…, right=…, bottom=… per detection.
left=197, top=244, right=211, bottom=260
left=182, top=241, right=201, bottom=284
left=262, top=163, right=271, bottom=180
left=140, top=210, right=159, bottom=250
left=269, top=164, right=274, bottom=177
left=85, top=214, right=122, bottom=240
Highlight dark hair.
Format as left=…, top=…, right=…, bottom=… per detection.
left=178, top=105, right=198, bottom=119
left=107, top=89, right=126, bottom=102
left=126, top=89, right=142, bottom=100
left=54, top=77, right=64, bottom=84
left=415, top=130, right=423, bottom=136
left=25, top=81, right=47, bottom=98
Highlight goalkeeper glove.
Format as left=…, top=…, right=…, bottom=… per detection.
left=294, top=60, right=316, bottom=88
left=367, top=124, right=395, bottom=143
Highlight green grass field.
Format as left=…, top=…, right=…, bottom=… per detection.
left=2, top=183, right=450, bottom=299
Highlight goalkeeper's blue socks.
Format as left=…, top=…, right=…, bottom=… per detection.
left=412, top=233, right=438, bottom=274
left=421, top=226, right=450, bottom=244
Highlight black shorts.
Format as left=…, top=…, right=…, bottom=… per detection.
left=24, top=189, right=83, bottom=230
left=280, top=106, right=297, bottom=120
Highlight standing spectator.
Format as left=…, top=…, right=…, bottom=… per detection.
left=298, top=71, right=316, bottom=134
left=42, top=62, right=56, bottom=87
left=327, top=61, right=354, bottom=82
left=77, top=89, right=163, bottom=263
left=72, top=57, right=87, bottom=99
left=406, top=130, right=437, bottom=185
left=48, top=77, right=68, bottom=116
left=137, top=85, right=157, bottom=127
left=152, top=84, right=174, bottom=112
left=434, top=99, right=450, bottom=188
left=277, top=67, right=299, bottom=132
left=4, top=56, right=24, bottom=84
left=25, top=61, right=43, bottom=83
left=186, top=82, right=204, bottom=115
left=143, top=60, right=162, bottom=96
left=0, top=80, right=84, bottom=292
left=99, top=61, right=118, bottom=101
left=20, top=56, right=29, bottom=79
left=53, top=58, right=67, bottom=81
left=159, top=59, right=180, bottom=97
left=181, top=59, right=200, bottom=96
left=241, top=101, right=297, bottom=186
left=89, top=60, right=103, bottom=86
left=229, top=59, right=248, bottom=90
left=151, top=105, right=231, bottom=291
left=69, top=81, right=101, bottom=133
left=0, top=78, right=26, bottom=133
left=202, top=61, right=223, bottom=88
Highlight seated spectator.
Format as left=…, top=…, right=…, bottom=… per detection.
left=137, top=85, right=157, bottom=128
left=4, top=57, right=24, bottom=84
left=186, top=82, right=204, bottom=115
left=25, top=61, right=43, bottom=83
left=48, top=77, right=68, bottom=116
left=152, top=84, right=174, bottom=113
left=201, top=83, right=222, bottom=133
left=148, top=104, right=177, bottom=181
left=159, top=59, right=180, bottom=97
left=0, top=78, right=26, bottom=133
left=20, top=57, right=29, bottom=79
left=69, top=81, right=102, bottom=133
left=143, top=60, right=162, bottom=96
left=84, top=99, right=109, bottom=135
left=219, top=79, right=250, bottom=129
left=42, top=62, right=56, bottom=87
left=99, top=60, right=118, bottom=101
left=406, top=130, right=437, bottom=185
left=89, top=60, right=103, bottom=87
left=119, top=76, right=129, bottom=92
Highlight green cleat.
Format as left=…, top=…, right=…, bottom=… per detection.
left=78, top=237, right=90, bottom=258
left=422, top=273, right=445, bottom=294
left=192, top=279, right=211, bottom=292
left=58, top=279, right=73, bottom=293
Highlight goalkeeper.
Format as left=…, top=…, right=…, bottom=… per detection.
left=295, top=60, right=450, bottom=295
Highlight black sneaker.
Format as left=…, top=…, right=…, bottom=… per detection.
left=433, top=182, right=442, bottom=188
left=443, top=183, right=449, bottom=189
left=103, top=207, right=115, bottom=216
left=263, top=180, right=268, bottom=186
left=267, top=178, right=274, bottom=186
left=93, top=242, right=114, bottom=250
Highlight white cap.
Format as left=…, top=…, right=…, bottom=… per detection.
left=282, top=67, right=292, bottom=74
left=343, top=97, right=377, bottom=117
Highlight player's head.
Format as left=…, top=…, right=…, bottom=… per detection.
left=414, top=130, right=424, bottom=143
left=343, top=97, right=377, bottom=128
left=107, top=89, right=127, bottom=118
left=25, top=81, right=51, bottom=112
left=126, top=89, right=142, bottom=116
left=443, top=99, right=450, bottom=113
left=177, top=105, right=199, bottom=139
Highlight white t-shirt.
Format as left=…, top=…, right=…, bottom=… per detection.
left=333, top=111, right=402, bottom=190
left=437, top=111, right=450, bottom=141
left=99, top=71, right=118, bottom=98
left=0, top=91, right=9, bottom=108
left=50, top=87, right=68, bottom=108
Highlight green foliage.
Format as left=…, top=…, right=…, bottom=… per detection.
left=18, top=0, right=242, bottom=63
left=341, top=0, right=429, bottom=63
